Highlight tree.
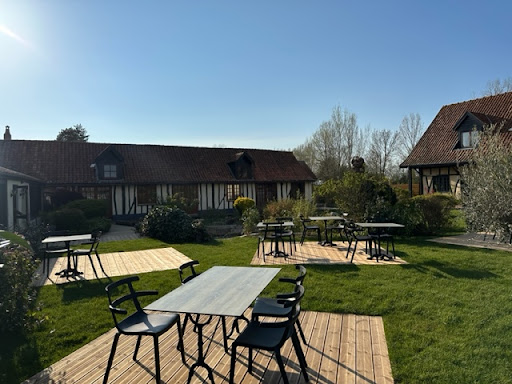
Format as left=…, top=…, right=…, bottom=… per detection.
left=56, top=124, right=89, bottom=142
left=481, top=77, right=512, bottom=96
left=365, top=128, right=399, bottom=176
left=293, top=105, right=368, bottom=180
left=460, top=123, right=512, bottom=238
left=397, top=113, right=424, bottom=161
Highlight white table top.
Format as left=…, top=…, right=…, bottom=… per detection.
left=145, top=266, right=281, bottom=317
left=42, top=234, right=92, bottom=244
left=355, top=222, right=404, bottom=228
left=257, top=221, right=294, bottom=228
left=309, top=216, right=345, bottom=221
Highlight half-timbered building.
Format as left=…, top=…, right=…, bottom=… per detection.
left=400, top=92, right=512, bottom=197
left=0, top=130, right=316, bottom=229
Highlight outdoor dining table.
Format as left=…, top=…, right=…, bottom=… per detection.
left=256, top=221, right=294, bottom=257
left=145, top=265, right=280, bottom=384
left=309, top=216, right=345, bottom=246
left=355, top=222, right=404, bottom=260
left=41, top=233, right=92, bottom=277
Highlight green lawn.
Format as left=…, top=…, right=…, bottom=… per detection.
left=2, top=235, right=512, bottom=383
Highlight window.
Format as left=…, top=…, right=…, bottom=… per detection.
left=80, top=186, right=111, bottom=200
left=433, top=175, right=450, bottom=193
left=103, top=164, right=117, bottom=179
left=226, top=184, right=240, bottom=201
left=461, top=130, right=480, bottom=148
left=137, top=185, right=157, bottom=205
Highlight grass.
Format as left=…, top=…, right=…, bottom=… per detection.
left=2, top=234, right=512, bottom=383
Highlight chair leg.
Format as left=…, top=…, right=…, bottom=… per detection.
left=300, top=230, right=306, bottom=245
left=176, top=318, right=186, bottom=363
left=248, top=347, right=253, bottom=373
left=103, top=332, right=120, bottom=384
left=229, top=345, right=237, bottom=384
left=153, top=336, right=161, bottom=384
left=133, top=335, right=142, bottom=360
left=296, top=318, right=307, bottom=345
left=292, top=332, right=309, bottom=381
left=95, top=250, right=108, bottom=277
left=350, top=239, right=358, bottom=263
left=275, top=349, right=289, bottom=384
left=88, top=254, right=100, bottom=279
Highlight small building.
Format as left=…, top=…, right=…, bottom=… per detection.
left=400, top=92, right=512, bottom=197
left=0, top=129, right=316, bottom=230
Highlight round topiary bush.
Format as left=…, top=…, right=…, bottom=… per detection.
left=140, top=206, right=210, bottom=243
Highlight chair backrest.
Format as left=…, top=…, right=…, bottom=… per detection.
left=105, top=275, right=148, bottom=330
left=279, top=264, right=307, bottom=286
left=179, top=260, right=200, bottom=284
left=276, top=285, right=306, bottom=344
left=90, top=231, right=102, bottom=252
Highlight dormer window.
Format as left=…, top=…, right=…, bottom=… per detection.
left=461, top=130, right=480, bottom=148
left=104, top=164, right=117, bottom=179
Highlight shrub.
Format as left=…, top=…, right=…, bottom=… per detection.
left=139, top=206, right=210, bottom=243
left=392, top=193, right=458, bottom=235
left=263, top=199, right=295, bottom=220
left=233, top=197, right=255, bottom=216
left=86, top=217, right=112, bottom=233
left=64, top=199, right=108, bottom=219
left=0, top=245, right=38, bottom=332
left=241, top=207, right=261, bottom=235
left=164, top=193, right=198, bottom=214
left=291, top=196, right=317, bottom=227
left=52, top=208, right=88, bottom=231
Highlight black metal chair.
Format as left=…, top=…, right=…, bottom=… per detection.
left=327, top=219, right=346, bottom=245
left=345, top=221, right=373, bottom=262
left=299, top=215, right=321, bottom=245
left=230, top=285, right=309, bottom=384
left=103, top=275, right=185, bottom=384
left=276, top=217, right=297, bottom=255
left=42, top=229, right=70, bottom=277
left=257, top=223, right=277, bottom=261
left=251, top=265, right=308, bottom=344
left=71, top=231, right=107, bottom=279
left=370, top=232, right=396, bottom=259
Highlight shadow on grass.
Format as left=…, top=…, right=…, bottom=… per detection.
left=58, top=279, right=110, bottom=304
left=400, top=260, right=498, bottom=280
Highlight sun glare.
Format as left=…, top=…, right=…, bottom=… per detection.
left=0, top=24, right=31, bottom=48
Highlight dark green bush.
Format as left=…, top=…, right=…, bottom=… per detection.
left=392, top=193, right=458, bottom=235
left=139, top=206, right=210, bottom=243
left=86, top=217, right=112, bottom=233
left=49, top=208, right=88, bottom=231
left=64, top=199, right=108, bottom=219
left=0, top=246, right=38, bottom=332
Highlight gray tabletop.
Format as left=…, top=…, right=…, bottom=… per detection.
left=355, top=222, right=404, bottom=229
left=256, top=221, right=294, bottom=228
left=145, top=266, right=281, bottom=317
left=42, top=234, right=92, bottom=244
left=309, top=216, right=345, bottom=221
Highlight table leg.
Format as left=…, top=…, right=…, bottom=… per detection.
left=187, top=315, right=216, bottom=383
left=55, top=242, right=83, bottom=278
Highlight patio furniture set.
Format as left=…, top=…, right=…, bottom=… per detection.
left=257, top=215, right=404, bottom=262
left=106, top=263, right=309, bottom=384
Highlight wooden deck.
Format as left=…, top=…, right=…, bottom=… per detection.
left=23, top=310, right=393, bottom=384
left=251, top=241, right=407, bottom=266
left=33, top=247, right=192, bottom=286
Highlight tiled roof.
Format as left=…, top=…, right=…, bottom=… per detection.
left=0, top=165, right=41, bottom=181
left=400, top=92, right=512, bottom=167
left=0, top=140, right=316, bottom=185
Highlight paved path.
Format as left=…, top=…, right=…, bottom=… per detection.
left=430, top=232, right=512, bottom=252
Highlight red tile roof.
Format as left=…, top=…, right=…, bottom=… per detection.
left=0, top=140, right=316, bottom=185
left=400, top=92, right=512, bottom=167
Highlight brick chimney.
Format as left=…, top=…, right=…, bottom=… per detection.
left=3, top=126, right=11, bottom=140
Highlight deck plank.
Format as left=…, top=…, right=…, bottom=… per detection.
left=23, top=311, right=393, bottom=384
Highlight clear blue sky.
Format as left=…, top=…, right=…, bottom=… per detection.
left=1, top=0, right=510, bottom=150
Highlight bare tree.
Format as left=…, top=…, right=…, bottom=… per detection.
left=482, top=77, right=512, bottom=96
left=293, top=105, right=367, bottom=179
left=366, top=128, right=399, bottom=176
left=397, top=113, right=424, bottom=161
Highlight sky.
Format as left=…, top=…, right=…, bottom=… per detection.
left=1, top=0, right=511, bottom=151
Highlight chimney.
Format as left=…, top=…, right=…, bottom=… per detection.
left=4, top=125, right=11, bottom=140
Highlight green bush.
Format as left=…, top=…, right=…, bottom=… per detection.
left=139, top=206, right=210, bottom=243
left=263, top=199, right=295, bottom=219
left=86, top=217, right=112, bottom=233
left=392, top=193, right=458, bottom=235
left=241, top=207, right=261, bottom=235
left=164, top=193, right=199, bottom=214
left=0, top=245, right=38, bottom=332
left=64, top=199, right=108, bottom=219
left=52, top=208, right=88, bottom=231
left=233, top=197, right=255, bottom=216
